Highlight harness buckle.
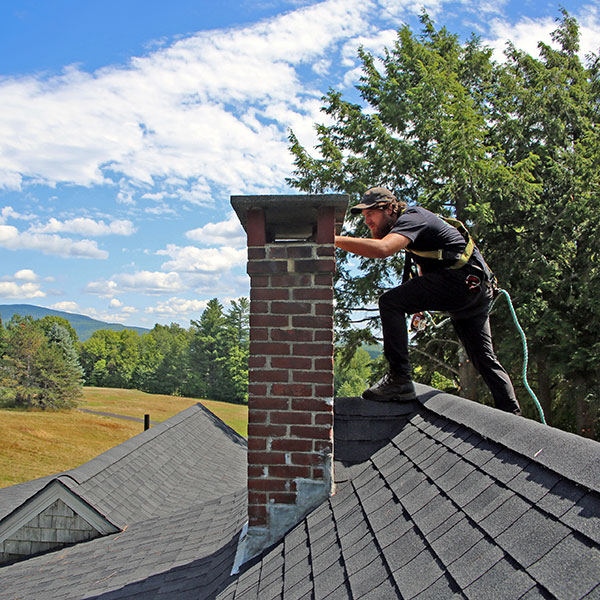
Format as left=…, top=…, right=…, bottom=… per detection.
left=465, top=274, right=481, bottom=293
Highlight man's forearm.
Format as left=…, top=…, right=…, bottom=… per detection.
left=335, top=233, right=410, bottom=259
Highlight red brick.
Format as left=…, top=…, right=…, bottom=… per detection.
left=315, top=330, right=334, bottom=342
left=249, top=275, right=269, bottom=288
left=248, top=355, right=267, bottom=368
left=248, top=465, right=266, bottom=478
left=251, top=287, right=289, bottom=301
left=286, top=246, right=314, bottom=259
left=267, top=245, right=289, bottom=259
left=248, top=491, right=267, bottom=505
left=316, top=384, right=335, bottom=396
left=267, top=492, right=298, bottom=504
left=269, top=465, right=311, bottom=479
left=247, top=423, right=287, bottom=438
left=247, top=247, right=266, bottom=260
left=293, top=343, right=333, bottom=357
left=291, top=453, right=325, bottom=466
left=290, top=425, right=332, bottom=440
left=248, top=438, right=267, bottom=450
left=293, top=288, right=333, bottom=301
left=315, top=303, right=334, bottom=316
left=271, top=438, right=313, bottom=452
left=314, top=357, right=334, bottom=370
left=271, top=328, right=313, bottom=343
left=292, top=316, right=333, bottom=329
left=271, top=383, right=313, bottom=397
left=294, top=259, right=335, bottom=273
left=250, top=397, right=290, bottom=411
left=317, top=206, right=335, bottom=244
left=248, top=410, right=268, bottom=424
left=271, top=301, right=312, bottom=315
left=249, top=369, right=289, bottom=383
left=270, top=411, right=313, bottom=425
left=250, top=314, right=289, bottom=328
left=246, top=208, right=266, bottom=246
left=292, top=371, right=333, bottom=384
left=248, top=451, right=287, bottom=465
left=315, top=274, right=333, bottom=286
left=271, top=356, right=312, bottom=370
left=315, top=413, right=333, bottom=425
left=249, top=478, right=294, bottom=492
left=316, top=245, right=335, bottom=256
left=291, top=398, right=332, bottom=412
left=248, top=383, right=267, bottom=396
left=250, top=327, right=269, bottom=342
left=250, top=341, right=291, bottom=355
left=247, top=260, right=289, bottom=275
left=249, top=301, right=269, bottom=314
left=270, top=274, right=312, bottom=287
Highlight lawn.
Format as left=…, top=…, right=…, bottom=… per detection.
left=0, top=387, right=248, bottom=488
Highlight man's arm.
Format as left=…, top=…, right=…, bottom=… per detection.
left=334, top=232, right=411, bottom=258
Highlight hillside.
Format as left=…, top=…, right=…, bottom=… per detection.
left=0, top=304, right=150, bottom=341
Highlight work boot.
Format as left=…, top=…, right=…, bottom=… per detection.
left=362, top=373, right=416, bottom=402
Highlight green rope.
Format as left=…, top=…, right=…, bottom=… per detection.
left=493, top=289, right=547, bottom=424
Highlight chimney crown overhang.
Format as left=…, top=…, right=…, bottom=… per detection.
left=231, top=194, right=348, bottom=242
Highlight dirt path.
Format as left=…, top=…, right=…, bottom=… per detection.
left=78, top=408, right=159, bottom=426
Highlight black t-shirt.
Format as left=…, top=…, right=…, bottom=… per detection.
left=390, top=206, right=485, bottom=273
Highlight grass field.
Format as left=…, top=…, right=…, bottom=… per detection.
left=0, top=387, right=248, bottom=488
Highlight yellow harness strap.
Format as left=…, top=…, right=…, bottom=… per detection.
left=406, top=215, right=475, bottom=270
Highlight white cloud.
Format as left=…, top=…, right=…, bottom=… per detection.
left=50, top=301, right=80, bottom=312
left=85, top=279, right=119, bottom=297
left=0, top=205, right=36, bottom=225
left=157, top=244, right=246, bottom=273
left=185, top=212, right=246, bottom=247
left=14, top=269, right=38, bottom=281
left=86, top=270, right=184, bottom=296
left=485, top=8, right=600, bottom=62
left=0, top=225, right=108, bottom=258
left=0, top=0, right=374, bottom=200
left=29, top=217, right=136, bottom=236
left=145, top=297, right=210, bottom=317
left=109, top=298, right=123, bottom=308
left=0, top=270, right=45, bottom=298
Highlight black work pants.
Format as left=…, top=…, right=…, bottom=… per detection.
left=378, top=268, right=521, bottom=414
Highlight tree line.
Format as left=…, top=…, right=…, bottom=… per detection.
left=288, top=11, right=600, bottom=438
left=0, top=298, right=250, bottom=408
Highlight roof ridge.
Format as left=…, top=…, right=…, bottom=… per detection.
left=64, top=403, right=209, bottom=484
left=417, top=384, right=600, bottom=492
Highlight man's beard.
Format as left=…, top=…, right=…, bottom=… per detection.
left=371, top=214, right=395, bottom=239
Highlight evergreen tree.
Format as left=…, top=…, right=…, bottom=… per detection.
left=0, top=317, right=83, bottom=409
left=287, top=12, right=599, bottom=436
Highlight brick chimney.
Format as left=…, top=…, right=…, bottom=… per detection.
left=231, top=194, right=348, bottom=566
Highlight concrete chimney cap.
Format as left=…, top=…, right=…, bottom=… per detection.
left=231, top=194, right=349, bottom=241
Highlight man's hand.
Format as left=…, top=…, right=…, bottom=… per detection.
left=335, top=232, right=410, bottom=259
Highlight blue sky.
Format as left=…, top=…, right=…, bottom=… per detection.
left=0, top=0, right=598, bottom=329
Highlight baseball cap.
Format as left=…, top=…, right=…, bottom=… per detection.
left=349, top=187, right=397, bottom=214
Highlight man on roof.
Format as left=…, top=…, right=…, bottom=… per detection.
left=335, top=186, right=521, bottom=415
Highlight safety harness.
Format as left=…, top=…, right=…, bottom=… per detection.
left=405, top=215, right=475, bottom=270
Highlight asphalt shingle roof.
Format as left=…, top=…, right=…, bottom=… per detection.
left=1, top=385, right=599, bottom=599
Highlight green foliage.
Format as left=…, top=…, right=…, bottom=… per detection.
left=0, top=316, right=84, bottom=409
left=334, top=346, right=373, bottom=397
left=76, top=298, right=250, bottom=404
left=288, top=11, right=600, bottom=437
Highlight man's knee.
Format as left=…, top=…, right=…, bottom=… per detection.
left=379, top=287, right=408, bottom=313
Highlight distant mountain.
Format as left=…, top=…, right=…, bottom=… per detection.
left=0, top=304, right=151, bottom=341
